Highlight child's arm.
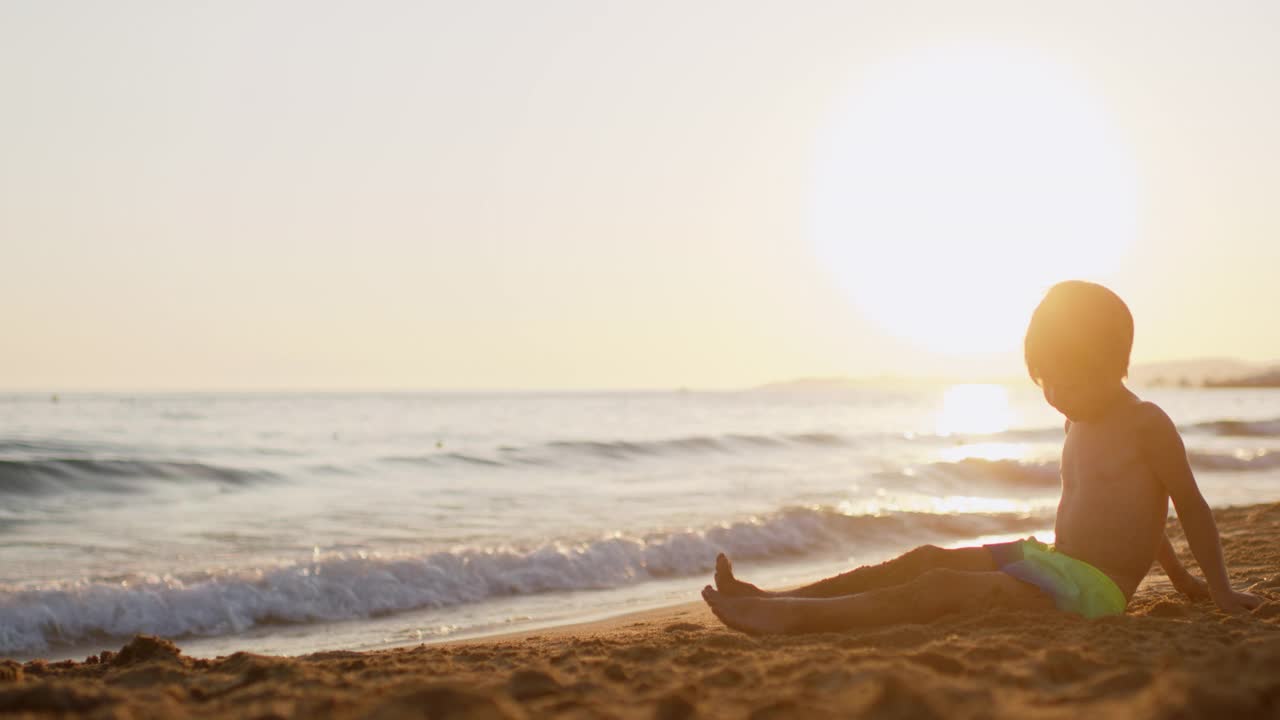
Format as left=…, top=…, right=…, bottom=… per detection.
left=1140, top=405, right=1262, bottom=613
left=1157, top=534, right=1210, bottom=600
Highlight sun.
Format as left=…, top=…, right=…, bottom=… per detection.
left=809, top=45, right=1139, bottom=355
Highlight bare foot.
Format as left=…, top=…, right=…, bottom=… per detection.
left=714, top=553, right=770, bottom=598
left=701, top=585, right=802, bottom=635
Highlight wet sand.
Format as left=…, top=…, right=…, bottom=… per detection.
left=3, top=503, right=1280, bottom=719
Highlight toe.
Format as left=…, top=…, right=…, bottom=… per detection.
left=715, top=553, right=731, bottom=575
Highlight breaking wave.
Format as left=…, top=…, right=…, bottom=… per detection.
left=0, top=505, right=1049, bottom=654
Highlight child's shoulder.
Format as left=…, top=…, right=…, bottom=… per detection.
left=1127, top=398, right=1172, bottom=424
left=1122, top=398, right=1183, bottom=444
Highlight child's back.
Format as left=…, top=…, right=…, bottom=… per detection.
left=1055, top=397, right=1178, bottom=598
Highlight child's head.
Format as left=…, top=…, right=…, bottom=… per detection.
left=1024, top=281, right=1133, bottom=420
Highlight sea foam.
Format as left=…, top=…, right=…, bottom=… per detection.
left=0, top=506, right=1048, bottom=654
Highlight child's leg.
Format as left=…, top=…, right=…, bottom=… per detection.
left=715, top=544, right=997, bottom=599
left=703, top=569, right=1052, bottom=635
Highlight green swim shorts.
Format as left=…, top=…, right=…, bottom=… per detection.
left=984, top=538, right=1127, bottom=619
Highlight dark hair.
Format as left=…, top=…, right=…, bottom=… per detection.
left=1024, top=281, right=1134, bottom=385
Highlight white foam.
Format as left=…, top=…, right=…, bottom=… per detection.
left=0, top=506, right=1046, bottom=655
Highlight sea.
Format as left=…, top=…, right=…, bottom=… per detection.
left=1, top=385, right=1278, bottom=660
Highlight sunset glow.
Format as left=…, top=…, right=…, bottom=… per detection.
left=2, top=5, right=1280, bottom=715
left=3, top=5, right=1279, bottom=390
left=811, top=46, right=1139, bottom=355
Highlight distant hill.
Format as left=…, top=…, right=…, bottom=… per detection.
left=1203, top=368, right=1280, bottom=388
left=755, top=358, right=1276, bottom=391
left=1128, top=358, right=1269, bottom=388
left=753, top=377, right=894, bottom=392
left=751, top=376, right=948, bottom=392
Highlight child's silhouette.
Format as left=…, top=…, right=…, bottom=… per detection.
left=703, top=281, right=1261, bottom=633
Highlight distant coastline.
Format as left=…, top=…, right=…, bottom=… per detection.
left=756, top=357, right=1280, bottom=392
left=1201, top=369, right=1280, bottom=389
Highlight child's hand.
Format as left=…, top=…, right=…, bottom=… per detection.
left=1171, top=574, right=1211, bottom=601
left=1212, top=589, right=1264, bottom=614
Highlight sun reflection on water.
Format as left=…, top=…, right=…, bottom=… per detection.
left=935, top=384, right=1015, bottom=436
left=839, top=494, right=1045, bottom=516
left=938, top=441, right=1031, bottom=463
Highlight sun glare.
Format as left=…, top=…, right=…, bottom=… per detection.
left=810, top=45, right=1139, bottom=354
left=839, top=494, right=1039, bottom=517
left=935, top=383, right=1014, bottom=436
left=938, top=441, right=1029, bottom=463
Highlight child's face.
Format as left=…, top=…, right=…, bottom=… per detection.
left=1037, top=363, right=1123, bottom=422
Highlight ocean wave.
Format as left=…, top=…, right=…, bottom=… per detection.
left=0, top=506, right=1049, bottom=654
left=0, top=438, right=123, bottom=459
left=962, top=416, right=1280, bottom=442
left=383, top=432, right=851, bottom=467
left=907, top=451, right=1280, bottom=486
left=1189, top=418, right=1280, bottom=437
left=384, top=429, right=1062, bottom=468
left=0, top=458, right=275, bottom=496
left=1187, top=449, right=1280, bottom=472
left=902, top=458, right=1062, bottom=488
left=543, top=432, right=846, bottom=458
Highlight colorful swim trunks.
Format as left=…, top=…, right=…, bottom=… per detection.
left=984, top=538, right=1127, bottom=619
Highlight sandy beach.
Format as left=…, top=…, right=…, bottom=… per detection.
left=3, top=503, right=1279, bottom=719
left=7, top=2, right=1280, bottom=717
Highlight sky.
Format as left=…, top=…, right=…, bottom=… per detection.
left=2, top=1, right=1278, bottom=390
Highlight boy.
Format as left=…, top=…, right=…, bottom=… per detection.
left=702, top=281, right=1261, bottom=634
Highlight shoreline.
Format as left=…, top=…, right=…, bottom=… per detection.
left=3, top=503, right=1279, bottom=718
left=7, top=525, right=1054, bottom=665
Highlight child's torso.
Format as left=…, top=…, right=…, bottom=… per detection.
left=1054, top=400, right=1169, bottom=599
